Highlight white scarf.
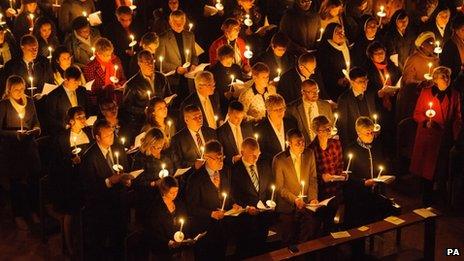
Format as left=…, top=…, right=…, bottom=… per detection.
left=74, top=30, right=92, bottom=47
left=328, top=39, right=351, bottom=67
left=9, top=96, right=27, bottom=117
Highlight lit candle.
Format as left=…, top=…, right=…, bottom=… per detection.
left=18, top=113, right=24, bottom=132
left=373, top=114, right=378, bottom=124
left=270, top=184, right=275, bottom=202
left=188, top=23, right=193, bottom=32
left=345, top=153, right=353, bottom=173
left=159, top=56, right=164, bottom=73
left=82, top=11, right=87, bottom=17
left=383, top=73, right=390, bottom=86
left=47, top=46, right=53, bottom=62
left=221, top=192, right=227, bottom=210
left=120, top=137, right=126, bottom=146
left=147, top=90, right=151, bottom=100
left=114, top=65, right=118, bottom=77
left=429, top=101, right=433, bottom=110
left=230, top=74, right=235, bottom=85
left=377, top=6, right=386, bottom=27
left=377, top=165, right=384, bottom=179
left=427, top=62, right=432, bottom=75
left=91, top=47, right=95, bottom=57
left=200, top=146, right=205, bottom=159
left=277, top=68, right=281, bottom=78
left=215, top=0, right=224, bottom=11
left=114, top=151, right=119, bottom=166
left=333, top=113, right=339, bottom=126
left=167, top=120, right=172, bottom=128
left=159, top=163, right=169, bottom=178
left=28, top=13, right=34, bottom=29
left=185, top=49, right=190, bottom=63
left=300, top=181, right=305, bottom=197
left=0, top=13, right=3, bottom=24
left=129, top=34, right=135, bottom=51
left=346, top=61, right=350, bottom=71
left=214, top=115, right=218, bottom=123
left=254, top=133, right=259, bottom=141
left=28, top=76, right=34, bottom=97
left=179, top=218, right=184, bottom=232
left=244, top=45, right=253, bottom=59
left=317, top=27, right=324, bottom=41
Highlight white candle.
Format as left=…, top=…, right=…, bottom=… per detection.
left=333, top=113, right=339, bottom=126
left=270, top=184, right=275, bottom=202
left=114, top=151, right=119, bottom=165
left=345, top=153, right=353, bottom=173
left=377, top=165, right=384, bottom=179
left=185, top=49, right=190, bottom=63
left=277, top=68, right=281, bottom=78
left=18, top=113, right=24, bottom=132
left=427, top=62, right=432, bottom=75
left=214, top=115, right=218, bottom=122
left=254, top=133, right=259, bottom=141
left=230, top=74, right=235, bottom=85
left=48, top=46, right=53, bottom=62
left=318, top=27, right=324, bottom=41
left=221, top=192, right=227, bottom=210
left=114, top=65, right=118, bottom=77
left=373, top=114, right=378, bottom=124
left=129, top=34, right=135, bottom=51
left=188, top=23, right=193, bottom=32
left=300, top=181, right=305, bottom=197
left=167, top=120, right=172, bottom=128
left=28, top=76, right=34, bottom=96
left=179, top=218, right=184, bottom=232
left=147, top=90, right=151, bottom=100
left=200, top=146, right=205, bottom=159
left=346, top=61, right=350, bottom=71
left=383, top=73, right=390, bottom=86
left=159, top=56, right=164, bottom=73
left=91, top=47, right=95, bottom=57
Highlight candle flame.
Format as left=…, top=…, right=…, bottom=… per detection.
left=114, top=65, right=118, bottom=71
left=120, top=137, right=125, bottom=144
left=378, top=165, right=384, bottom=171
left=161, top=163, right=166, bottom=169
left=115, top=151, right=119, bottom=157
left=334, top=112, right=339, bottom=119
left=301, top=180, right=305, bottom=186
left=159, top=56, right=164, bottom=62
left=48, top=46, right=52, bottom=52
left=91, top=47, right=95, bottom=52
left=179, top=218, right=184, bottom=224
left=373, top=114, right=378, bottom=120
left=222, top=192, right=227, bottom=197
left=348, top=153, right=353, bottom=159
left=82, top=11, right=87, bottom=17
left=271, top=184, right=275, bottom=190
left=429, top=101, right=433, bottom=107
left=18, top=113, right=24, bottom=119
left=254, top=133, right=259, bottom=140
left=428, top=62, right=432, bottom=68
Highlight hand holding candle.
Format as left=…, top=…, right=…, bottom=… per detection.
left=173, top=218, right=185, bottom=242
left=18, top=113, right=24, bottom=132
left=254, top=133, right=259, bottom=141
left=266, top=184, right=277, bottom=208
left=377, top=165, right=384, bottom=179
left=299, top=181, right=305, bottom=198
left=221, top=192, right=227, bottom=211
left=345, top=153, right=353, bottom=174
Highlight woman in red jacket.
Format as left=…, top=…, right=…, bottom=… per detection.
left=410, top=66, right=461, bottom=206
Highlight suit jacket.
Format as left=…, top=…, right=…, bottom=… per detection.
left=2, top=56, right=53, bottom=94
left=231, top=159, right=273, bottom=207
left=337, top=89, right=377, bottom=146
left=185, top=165, right=234, bottom=233
left=45, top=85, right=90, bottom=135
left=155, top=29, right=198, bottom=86
left=179, top=92, right=222, bottom=129
left=254, top=48, right=295, bottom=79
left=170, top=126, right=217, bottom=169
left=273, top=149, right=318, bottom=213
left=255, top=117, right=298, bottom=161
left=287, top=99, right=333, bottom=143
left=277, top=67, right=328, bottom=104
left=216, top=120, right=253, bottom=166
left=79, top=143, right=129, bottom=212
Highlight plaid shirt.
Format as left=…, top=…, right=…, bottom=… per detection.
left=310, top=138, right=344, bottom=198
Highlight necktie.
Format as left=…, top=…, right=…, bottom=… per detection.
left=204, top=98, right=217, bottom=129
left=235, top=124, right=243, bottom=151
left=249, top=165, right=259, bottom=192
left=212, top=171, right=220, bottom=188
left=69, top=91, right=78, bottom=106
left=196, top=131, right=203, bottom=149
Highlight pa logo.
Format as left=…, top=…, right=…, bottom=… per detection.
left=446, top=248, right=461, bottom=256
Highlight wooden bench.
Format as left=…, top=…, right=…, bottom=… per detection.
left=247, top=211, right=438, bottom=261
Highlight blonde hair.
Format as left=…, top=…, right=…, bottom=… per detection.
left=194, top=71, right=214, bottom=88
left=3, top=75, right=25, bottom=99
left=95, top=37, right=114, bottom=53
left=432, top=66, right=451, bottom=81
left=355, top=116, right=374, bottom=132
left=140, top=128, right=165, bottom=155
left=265, top=94, right=285, bottom=111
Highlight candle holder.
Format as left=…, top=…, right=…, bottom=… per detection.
left=159, top=163, right=169, bottom=178
left=434, top=46, right=442, bottom=55
left=110, top=76, right=119, bottom=83
left=244, top=14, right=253, bottom=27
left=173, top=231, right=184, bottom=243
left=112, top=164, right=124, bottom=172
left=244, top=47, right=253, bottom=59
left=423, top=73, right=432, bottom=80
left=331, top=126, right=338, bottom=136
left=373, top=123, right=381, bottom=132
left=129, top=40, right=137, bottom=48
left=266, top=200, right=276, bottom=208
left=129, top=4, right=136, bottom=10
left=425, top=108, right=436, bottom=118
left=215, top=1, right=224, bottom=11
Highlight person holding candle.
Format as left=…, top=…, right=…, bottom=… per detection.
left=132, top=128, right=174, bottom=222
left=121, top=50, right=171, bottom=139
left=440, top=14, right=464, bottom=80
left=180, top=71, right=222, bottom=129
left=127, top=32, right=159, bottom=77
left=2, top=35, right=53, bottom=96
left=144, top=176, right=188, bottom=259
left=0, top=75, right=41, bottom=230
left=410, top=66, right=461, bottom=206
left=49, top=106, right=93, bottom=255
left=309, top=115, right=344, bottom=232
left=12, top=0, right=41, bottom=40
left=51, top=46, right=87, bottom=85
left=98, top=98, right=129, bottom=138
left=79, top=119, right=131, bottom=259
left=141, top=97, right=176, bottom=147
left=185, top=140, right=241, bottom=260
left=170, top=105, right=217, bottom=170
left=351, top=15, right=381, bottom=68
left=64, top=16, right=101, bottom=68
left=205, top=44, right=246, bottom=116
left=317, top=23, right=352, bottom=101
left=422, top=4, right=451, bottom=45
left=32, top=17, right=59, bottom=59
left=0, top=24, right=18, bottom=75
left=58, top=0, right=96, bottom=33
left=287, top=79, right=334, bottom=143
left=274, top=128, right=320, bottom=244
left=44, top=66, right=90, bottom=135
left=83, top=37, right=126, bottom=107
left=231, top=137, right=273, bottom=258
left=150, top=0, right=180, bottom=35
left=318, top=0, right=343, bottom=33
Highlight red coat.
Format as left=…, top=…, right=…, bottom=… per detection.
left=410, top=86, right=461, bottom=180
left=208, top=35, right=249, bottom=68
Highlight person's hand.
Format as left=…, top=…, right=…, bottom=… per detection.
left=6, top=8, right=16, bottom=17
left=16, top=131, right=28, bottom=141
left=322, top=173, right=333, bottom=183
left=125, top=49, right=135, bottom=56
left=243, top=64, right=251, bottom=73
left=294, top=197, right=305, bottom=209
left=420, top=16, right=429, bottom=23
left=122, top=179, right=132, bottom=187
left=189, top=64, right=197, bottom=72
left=338, top=77, right=350, bottom=87
left=150, top=181, right=156, bottom=187
left=211, top=210, right=225, bottom=220
left=247, top=206, right=258, bottom=215
left=176, top=66, right=187, bottom=75
left=232, top=154, right=242, bottom=163
left=71, top=155, right=81, bottom=165
left=194, top=159, right=205, bottom=169
left=232, top=204, right=242, bottom=210
left=364, top=179, right=376, bottom=187
left=168, top=240, right=182, bottom=248
left=108, top=174, right=122, bottom=185
left=309, top=199, right=318, bottom=205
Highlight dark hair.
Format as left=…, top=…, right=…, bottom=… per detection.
left=71, top=16, right=90, bottom=31
left=366, top=41, right=386, bottom=59
left=51, top=45, right=70, bottom=72
left=64, top=66, right=82, bottom=80
left=311, top=115, right=331, bottom=132
left=32, top=16, right=57, bottom=41
left=252, top=62, right=270, bottom=74
left=228, top=100, right=244, bottom=112
left=217, top=44, right=235, bottom=60
left=349, top=66, right=367, bottom=80
left=20, top=34, right=37, bottom=46
left=241, top=137, right=259, bottom=150
left=138, top=50, right=153, bottom=62
left=221, top=18, right=240, bottom=31
left=145, top=97, right=166, bottom=126
left=92, top=119, right=112, bottom=138
left=66, top=106, right=85, bottom=124
left=298, top=52, right=315, bottom=65
left=271, top=32, right=289, bottom=48
left=140, top=32, right=159, bottom=46
left=286, top=128, right=304, bottom=140
left=183, top=104, right=201, bottom=115
left=159, top=176, right=178, bottom=195
left=204, top=140, right=223, bottom=154
left=116, top=5, right=133, bottom=16
left=453, top=14, right=464, bottom=30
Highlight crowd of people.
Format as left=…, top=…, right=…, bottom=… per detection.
left=0, top=0, right=463, bottom=260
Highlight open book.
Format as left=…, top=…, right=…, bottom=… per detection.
left=305, top=196, right=335, bottom=212
left=174, top=167, right=192, bottom=177
left=85, top=116, right=97, bottom=126
left=88, top=11, right=102, bottom=26
left=84, top=79, right=95, bottom=91
left=181, top=231, right=207, bottom=244
left=224, top=208, right=245, bottom=217
left=41, top=83, right=58, bottom=96
left=257, top=200, right=273, bottom=211
left=164, top=94, right=177, bottom=105
left=185, top=63, right=210, bottom=79
left=373, top=175, right=396, bottom=184
left=413, top=208, right=437, bottom=218
left=121, top=169, right=144, bottom=180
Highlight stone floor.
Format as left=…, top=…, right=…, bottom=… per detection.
left=0, top=174, right=463, bottom=261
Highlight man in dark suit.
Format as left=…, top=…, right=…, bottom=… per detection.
left=287, top=79, right=334, bottom=143
left=1, top=34, right=53, bottom=96
left=217, top=101, right=253, bottom=166
left=180, top=71, right=222, bottom=129
left=337, top=67, right=378, bottom=147
left=79, top=119, right=131, bottom=260
left=170, top=105, right=217, bottom=170
left=231, top=138, right=273, bottom=258
left=253, top=32, right=295, bottom=80
left=274, top=128, right=320, bottom=245
left=255, top=94, right=298, bottom=161
left=277, top=52, right=327, bottom=104
left=121, top=50, right=171, bottom=138
left=45, top=66, right=90, bottom=135
left=185, top=140, right=242, bottom=260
